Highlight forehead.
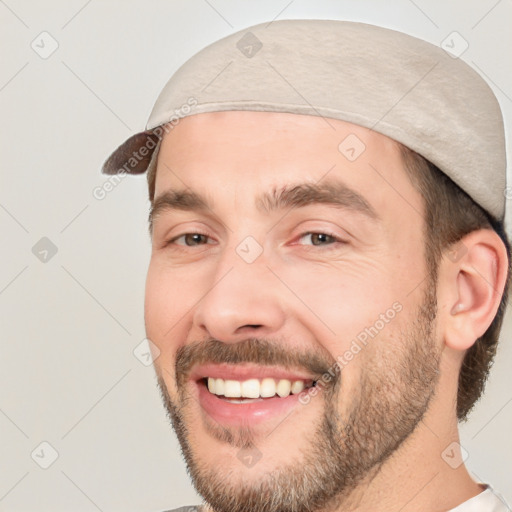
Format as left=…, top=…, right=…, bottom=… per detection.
left=153, top=111, right=423, bottom=220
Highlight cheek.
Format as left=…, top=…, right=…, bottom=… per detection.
left=145, top=260, right=203, bottom=400
left=274, top=259, right=416, bottom=392
left=278, top=262, right=399, bottom=342
left=144, top=260, right=198, bottom=361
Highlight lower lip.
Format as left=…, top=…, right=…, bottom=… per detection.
left=196, top=380, right=306, bottom=426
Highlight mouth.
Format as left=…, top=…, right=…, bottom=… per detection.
left=190, top=364, right=319, bottom=426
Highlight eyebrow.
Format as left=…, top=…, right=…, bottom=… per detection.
left=256, top=181, right=379, bottom=220
left=149, top=190, right=212, bottom=233
left=148, top=180, right=378, bottom=233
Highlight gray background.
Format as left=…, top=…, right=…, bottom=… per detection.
left=0, top=0, right=511, bottom=510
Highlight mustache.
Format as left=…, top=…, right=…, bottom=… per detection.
left=175, top=338, right=336, bottom=389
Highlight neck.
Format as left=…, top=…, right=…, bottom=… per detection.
left=324, top=413, right=482, bottom=511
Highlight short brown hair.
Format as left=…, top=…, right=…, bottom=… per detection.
left=400, top=145, right=511, bottom=420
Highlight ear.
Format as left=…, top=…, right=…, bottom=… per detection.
left=438, top=229, right=509, bottom=351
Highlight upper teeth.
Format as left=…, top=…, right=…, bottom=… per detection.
left=207, top=377, right=306, bottom=399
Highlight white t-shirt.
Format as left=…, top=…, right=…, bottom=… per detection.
left=448, top=487, right=511, bottom=511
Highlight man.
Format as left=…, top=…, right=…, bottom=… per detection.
left=103, top=20, right=511, bottom=512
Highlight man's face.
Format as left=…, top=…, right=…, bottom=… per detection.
left=145, top=111, right=442, bottom=511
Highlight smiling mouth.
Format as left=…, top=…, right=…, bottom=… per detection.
left=202, top=376, right=316, bottom=402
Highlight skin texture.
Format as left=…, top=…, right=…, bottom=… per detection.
left=145, top=111, right=508, bottom=511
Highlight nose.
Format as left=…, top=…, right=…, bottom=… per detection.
left=193, top=256, right=286, bottom=342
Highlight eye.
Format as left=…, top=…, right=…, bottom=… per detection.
left=298, top=232, right=339, bottom=246
left=170, top=233, right=211, bottom=246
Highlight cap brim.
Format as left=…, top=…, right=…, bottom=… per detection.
left=102, top=131, right=160, bottom=175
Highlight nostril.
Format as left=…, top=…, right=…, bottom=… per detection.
left=234, top=324, right=264, bottom=335
left=238, top=324, right=264, bottom=331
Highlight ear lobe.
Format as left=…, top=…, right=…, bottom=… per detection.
left=443, top=230, right=509, bottom=352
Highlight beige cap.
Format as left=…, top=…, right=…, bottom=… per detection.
left=102, top=19, right=506, bottom=220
